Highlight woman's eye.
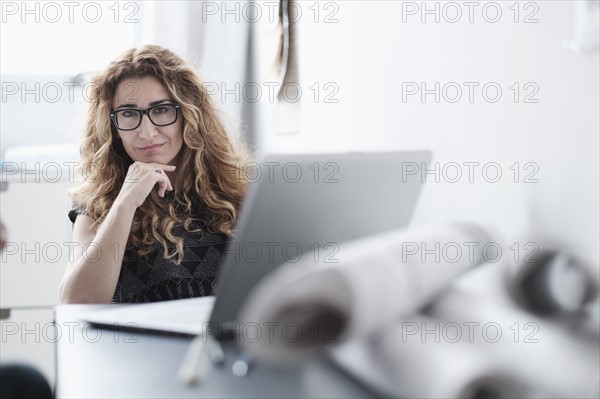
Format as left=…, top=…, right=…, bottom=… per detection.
left=121, top=110, right=137, bottom=118
left=152, top=106, right=168, bottom=114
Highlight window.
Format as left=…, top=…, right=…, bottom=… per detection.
left=1, top=1, right=143, bottom=75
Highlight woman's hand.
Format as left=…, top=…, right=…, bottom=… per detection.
left=115, top=161, right=175, bottom=209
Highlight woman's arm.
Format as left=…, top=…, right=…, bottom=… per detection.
left=59, top=201, right=136, bottom=303
left=59, top=161, right=175, bottom=304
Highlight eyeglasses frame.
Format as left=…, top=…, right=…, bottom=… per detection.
left=109, top=103, right=181, bottom=131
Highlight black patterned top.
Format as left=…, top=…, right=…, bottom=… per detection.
left=68, top=204, right=229, bottom=303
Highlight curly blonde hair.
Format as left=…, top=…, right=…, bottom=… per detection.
left=70, top=45, right=252, bottom=264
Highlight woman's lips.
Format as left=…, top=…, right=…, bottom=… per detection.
left=139, top=143, right=165, bottom=155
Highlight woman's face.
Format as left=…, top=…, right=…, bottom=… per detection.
left=112, top=76, right=184, bottom=167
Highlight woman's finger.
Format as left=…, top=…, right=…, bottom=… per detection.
left=148, top=164, right=175, bottom=191
left=154, top=172, right=170, bottom=197
left=148, top=163, right=176, bottom=172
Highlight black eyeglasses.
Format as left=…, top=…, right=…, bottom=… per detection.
left=110, top=103, right=181, bottom=131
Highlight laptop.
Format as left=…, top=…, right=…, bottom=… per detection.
left=84, top=151, right=432, bottom=337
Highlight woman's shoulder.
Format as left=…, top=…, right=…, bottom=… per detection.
left=68, top=202, right=87, bottom=224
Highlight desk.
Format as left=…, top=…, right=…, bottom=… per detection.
left=54, top=305, right=374, bottom=399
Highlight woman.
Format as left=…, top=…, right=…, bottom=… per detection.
left=60, top=45, right=251, bottom=304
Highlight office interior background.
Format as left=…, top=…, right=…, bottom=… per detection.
left=1, top=0, right=599, bottom=395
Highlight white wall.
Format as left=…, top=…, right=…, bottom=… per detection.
left=0, top=76, right=84, bottom=152
left=263, top=1, right=599, bottom=266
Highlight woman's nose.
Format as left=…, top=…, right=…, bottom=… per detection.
left=138, top=114, right=158, bottom=138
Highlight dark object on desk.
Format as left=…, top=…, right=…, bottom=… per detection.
left=0, top=364, right=53, bottom=399
left=510, top=250, right=596, bottom=316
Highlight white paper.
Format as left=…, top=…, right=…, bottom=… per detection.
left=238, top=223, right=499, bottom=364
